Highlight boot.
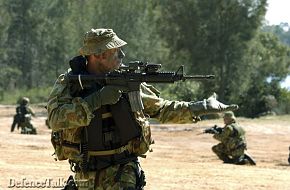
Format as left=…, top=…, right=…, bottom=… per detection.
left=233, top=156, right=247, bottom=165
left=223, top=157, right=233, bottom=164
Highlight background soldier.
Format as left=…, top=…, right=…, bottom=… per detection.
left=11, top=97, right=37, bottom=134
left=47, top=28, right=238, bottom=189
left=211, top=111, right=255, bottom=165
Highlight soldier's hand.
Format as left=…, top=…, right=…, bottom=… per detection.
left=84, top=85, right=127, bottom=111
left=99, top=85, right=124, bottom=105
left=206, top=93, right=239, bottom=113
left=189, top=92, right=239, bottom=116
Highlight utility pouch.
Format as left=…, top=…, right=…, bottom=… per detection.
left=51, top=131, right=67, bottom=160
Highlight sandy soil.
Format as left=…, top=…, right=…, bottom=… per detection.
left=0, top=105, right=290, bottom=190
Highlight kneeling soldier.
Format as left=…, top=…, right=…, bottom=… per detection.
left=211, top=111, right=255, bottom=165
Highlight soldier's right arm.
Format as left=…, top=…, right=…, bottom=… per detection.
left=27, top=107, right=36, bottom=117
left=47, top=73, right=94, bottom=131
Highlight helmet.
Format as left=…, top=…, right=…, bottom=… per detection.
left=79, top=28, right=127, bottom=55
left=21, top=97, right=30, bottom=105
left=223, top=111, right=236, bottom=121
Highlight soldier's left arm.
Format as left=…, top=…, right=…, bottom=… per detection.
left=141, top=83, right=196, bottom=124
left=141, top=83, right=239, bottom=124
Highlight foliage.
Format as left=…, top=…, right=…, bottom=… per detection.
left=0, top=0, right=289, bottom=118
left=262, top=23, right=290, bottom=46
left=236, top=32, right=290, bottom=117
left=0, top=87, right=52, bottom=104
left=157, top=0, right=268, bottom=101
left=156, top=81, right=200, bottom=102
left=277, top=88, right=290, bottom=114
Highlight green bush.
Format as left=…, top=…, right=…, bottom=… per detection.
left=276, top=88, right=290, bottom=114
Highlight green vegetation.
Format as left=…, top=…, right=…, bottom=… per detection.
left=0, top=0, right=289, bottom=117
left=0, top=87, right=52, bottom=104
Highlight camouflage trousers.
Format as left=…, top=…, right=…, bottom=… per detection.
left=19, top=122, right=37, bottom=134
left=75, top=161, right=145, bottom=190
left=212, top=143, right=245, bottom=162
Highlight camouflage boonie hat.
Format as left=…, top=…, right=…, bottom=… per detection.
left=223, top=111, right=236, bottom=121
left=79, top=28, right=127, bottom=55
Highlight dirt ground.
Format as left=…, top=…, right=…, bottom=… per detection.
left=0, top=105, right=290, bottom=190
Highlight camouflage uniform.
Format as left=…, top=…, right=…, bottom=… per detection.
left=11, top=97, right=37, bottom=134
left=47, top=28, right=238, bottom=189
left=48, top=73, right=195, bottom=189
left=212, top=112, right=247, bottom=164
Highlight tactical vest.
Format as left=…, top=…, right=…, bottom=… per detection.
left=51, top=71, right=153, bottom=171
left=78, top=96, right=142, bottom=171
left=225, top=123, right=246, bottom=150
left=230, top=123, right=245, bottom=139
left=16, top=105, right=29, bottom=122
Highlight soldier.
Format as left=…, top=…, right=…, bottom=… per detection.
left=47, top=28, right=239, bottom=189
left=211, top=111, right=255, bottom=165
left=11, top=97, right=37, bottom=134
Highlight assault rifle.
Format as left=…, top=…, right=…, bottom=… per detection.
left=68, top=57, right=214, bottom=112
left=198, top=125, right=223, bottom=135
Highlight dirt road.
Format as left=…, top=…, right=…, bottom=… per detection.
left=0, top=105, right=290, bottom=190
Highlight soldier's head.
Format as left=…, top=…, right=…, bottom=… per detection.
left=79, top=28, right=126, bottom=74
left=223, top=111, right=236, bottom=125
left=21, top=97, right=30, bottom=105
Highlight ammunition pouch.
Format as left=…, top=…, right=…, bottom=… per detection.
left=51, top=131, right=82, bottom=162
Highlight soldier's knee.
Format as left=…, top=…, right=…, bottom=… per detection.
left=231, top=148, right=245, bottom=158
left=212, top=145, right=218, bottom=153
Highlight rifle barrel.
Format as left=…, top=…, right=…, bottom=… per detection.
left=184, top=75, right=215, bottom=80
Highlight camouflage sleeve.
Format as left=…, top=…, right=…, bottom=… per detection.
left=47, top=71, right=94, bottom=131
left=213, top=125, right=233, bottom=141
left=141, top=83, right=195, bottom=124
left=28, top=107, right=36, bottom=117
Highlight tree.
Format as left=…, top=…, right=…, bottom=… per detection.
left=4, top=0, right=42, bottom=88
left=238, top=32, right=290, bottom=117
left=157, top=0, right=268, bottom=103
left=262, top=22, right=290, bottom=46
